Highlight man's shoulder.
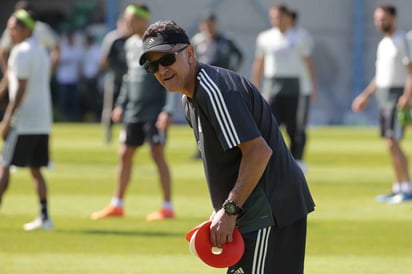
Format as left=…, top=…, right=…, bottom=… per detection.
left=125, top=35, right=141, bottom=47
left=198, top=64, right=247, bottom=94
left=385, top=30, right=409, bottom=49
left=35, top=21, right=56, bottom=34
left=407, top=30, right=412, bottom=40
left=198, top=64, right=222, bottom=81
left=12, top=40, right=32, bottom=55
left=258, top=28, right=276, bottom=38
left=385, top=30, right=406, bottom=41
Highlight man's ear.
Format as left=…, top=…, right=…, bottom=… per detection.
left=187, top=45, right=196, bottom=63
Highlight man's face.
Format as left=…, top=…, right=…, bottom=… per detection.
left=200, top=20, right=217, bottom=38
left=269, top=8, right=286, bottom=29
left=7, top=17, right=26, bottom=44
left=145, top=44, right=192, bottom=93
left=374, top=8, right=394, bottom=34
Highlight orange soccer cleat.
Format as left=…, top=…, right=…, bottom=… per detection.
left=91, top=205, right=124, bottom=220
left=145, top=208, right=175, bottom=222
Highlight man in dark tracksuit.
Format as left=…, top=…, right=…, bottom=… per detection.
left=139, top=20, right=315, bottom=274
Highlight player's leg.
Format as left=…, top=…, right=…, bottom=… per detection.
left=293, top=95, right=310, bottom=172
left=145, top=122, right=174, bottom=221
left=29, top=168, right=48, bottom=215
left=101, top=73, right=115, bottom=144
left=284, top=95, right=301, bottom=158
left=0, top=129, right=20, bottom=210
left=24, top=167, right=53, bottom=231
left=0, top=166, right=11, bottom=209
left=377, top=106, right=412, bottom=203
left=114, top=144, right=137, bottom=200
left=386, top=138, right=412, bottom=203
left=150, top=144, right=171, bottom=202
left=91, top=123, right=142, bottom=220
left=15, top=134, right=53, bottom=231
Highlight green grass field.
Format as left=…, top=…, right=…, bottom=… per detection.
left=0, top=124, right=411, bottom=274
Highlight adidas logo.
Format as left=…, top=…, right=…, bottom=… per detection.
left=230, top=267, right=245, bottom=274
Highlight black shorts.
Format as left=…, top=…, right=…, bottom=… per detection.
left=265, top=78, right=309, bottom=132
left=379, top=107, right=405, bottom=141
left=2, top=129, right=49, bottom=167
left=228, top=217, right=307, bottom=274
left=120, top=121, right=166, bottom=147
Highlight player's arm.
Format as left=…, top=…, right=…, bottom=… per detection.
left=0, top=71, right=8, bottom=100
left=99, top=35, right=114, bottom=72
left=0, top=47, right=10, bottom=99
left=228, top=39, right=244, bottom=70
left=304, top=55, right=318, bottom=100
left=0, top=47, right=8, bottom=74
left=50, top=44, right=60, bottom=75
left=210, top=136, right=272, bottom=247
left=111, top=76, right=128, bottom=122
left=251, top=56, right=264, bottom=89
left=100, top=54, right=109, bottom=72
left=352, top=78, right=377, bottom=112
left=39, top=23, right=60, bottom=75
left=157, top=92, right=179, bottom=131
left=0, top=29, right=11, bottom=73
left=230, top=136, right=272, bottom=208
left=1, top=78, right=26, bottom=139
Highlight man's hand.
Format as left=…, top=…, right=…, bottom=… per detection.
left=209, top=208, right=237, bottom=248
left=397, top=94, right=411, bottom=109
left=111, top=107, right=123, bottom=123
left=156, top=111, right=172, bottom=132
left=310, top=88, right=318, bottom=101
left=352, top=93, right=369, bottom=112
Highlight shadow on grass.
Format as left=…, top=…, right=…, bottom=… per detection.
left=57, top=229, right=185, bottom=238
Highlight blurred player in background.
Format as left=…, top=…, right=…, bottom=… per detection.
left=352, top=4, right=412, bottom=204
left=252, top=4, right=315, bottom=172
left=190, top=10, right=244, bottom=159
left=191, top=10, right=243, bottom=72
left=0, top=10, right=53, bottom=231
left=100, top=15, right=131, bottom=144
left=91, top=3, right=178, bottom=221
left=0, top=1, right=59, bottom=76
left=286, top=9, right=318, bottom=172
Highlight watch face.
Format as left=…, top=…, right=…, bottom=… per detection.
left=224, top=200, right=241, bottom=215
left=226, top=203, right=236, bottom=214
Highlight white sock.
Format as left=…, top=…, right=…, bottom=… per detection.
left=392, top=183, right=401, bottom=193
left=163, top=201, right=173, bottom=210
left=400, top=182, right=412, bottom=194
left=110, top=197, right=123, bottom=208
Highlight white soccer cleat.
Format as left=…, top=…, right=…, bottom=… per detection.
left=23, top=217, right=53, bottom=231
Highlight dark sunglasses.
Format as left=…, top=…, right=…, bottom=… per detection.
left=143, top=45, right=189, bottom=74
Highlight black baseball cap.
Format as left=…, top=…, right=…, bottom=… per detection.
left=139, top=31, right=190, bottom=65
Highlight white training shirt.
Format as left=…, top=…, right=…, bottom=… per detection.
left=375, top=30, right=411, bottom=88
left=0, top=21, right=58, bottom=52
left=7, top=37, right=52, bottom=134
left=255, top=27, right=309, bottom=79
